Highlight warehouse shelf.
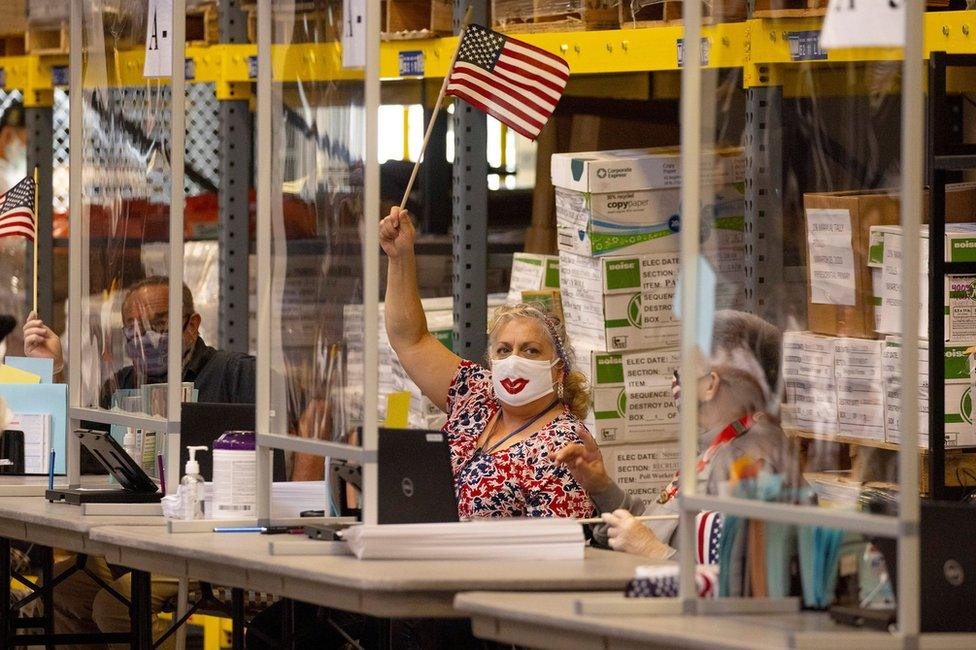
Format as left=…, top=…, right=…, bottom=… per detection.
left=6, top=10, right=976, bottom=94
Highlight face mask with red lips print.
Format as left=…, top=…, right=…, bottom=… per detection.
left=490, top=354, right=558, bottom=407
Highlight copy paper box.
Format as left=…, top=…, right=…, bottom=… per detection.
left=882, top=338, right=976, bottom=449
left=782, top=332, right=837, bottom=432
left=560, top=249, right=744, bottom=352
left=507, top=253, right=560, bottom=303
left=554, top=183, right=745, bottom=258
left=551, top=147, right=745, bottom=194
left=583, top=349, right=679, bottom=444
left=836, top=378, right=886, bottom=442
left=606, top=442, right=680, bottom=503
left=878, top=224, right=976, bottom=340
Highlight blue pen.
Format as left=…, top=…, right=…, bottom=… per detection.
left=48, top=450, right=55, bottom=489
left=213, top=526, right=266, bottom=533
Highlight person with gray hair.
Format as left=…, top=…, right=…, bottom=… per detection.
left=557, top=310, right=798, bottom=558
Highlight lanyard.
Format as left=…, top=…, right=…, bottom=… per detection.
left=480, top=398, right=560, bottom=455
left=658, top=414, right=754, bottom=504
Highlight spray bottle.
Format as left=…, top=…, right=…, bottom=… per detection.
left=181, top=446, right=208, bottom=520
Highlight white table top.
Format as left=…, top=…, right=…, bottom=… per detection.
left=455, top=592, right=976, bottom=650
left=454, top=591, right=900, bottom=650
left=0, top=495, right=165, bottom=553
left=88, top=525, right=655, bottom=618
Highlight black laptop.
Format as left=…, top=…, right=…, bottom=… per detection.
left=376, top=428, right=459, bottom=525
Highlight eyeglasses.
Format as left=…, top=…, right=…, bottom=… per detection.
left=123, top=315, right=191, bottom=342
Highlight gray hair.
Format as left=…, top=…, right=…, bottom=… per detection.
left=707, top=310, right=783, bottom=412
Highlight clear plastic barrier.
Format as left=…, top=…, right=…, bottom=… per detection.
left=266, top=0, right=366, bottom=468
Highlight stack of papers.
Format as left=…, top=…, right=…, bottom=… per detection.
left=342, top=519, right=585, bottom=560
left=202, top=481, right=326, bottom=518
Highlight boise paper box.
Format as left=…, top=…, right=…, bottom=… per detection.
left=804, top=184, right=976, bottom=339
left=834, top=338, right=885, bottom=441
left=551, top=147, right=745, bottom=195
left=877, top=223, right=976, bottom=341
left=581, top=348, right=680, bottom=444
left=560, top=248, right=744, bottom=352
left=606, top=442, right=681, bottom=504
left=506, top=253, right=560, bottom=303
left=882, top=338, right=976, bottom=449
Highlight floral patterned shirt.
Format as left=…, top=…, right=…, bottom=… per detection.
left=444, top=360, right=595, bottom=520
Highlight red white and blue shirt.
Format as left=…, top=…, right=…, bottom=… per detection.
left=444, top=360, right=595, bottom=520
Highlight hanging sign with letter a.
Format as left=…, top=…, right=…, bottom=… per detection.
left=144, top=0, right=174, bottom=78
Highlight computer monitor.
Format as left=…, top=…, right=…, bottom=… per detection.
left=179, top=403, right=285, bottom=481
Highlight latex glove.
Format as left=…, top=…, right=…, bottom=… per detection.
left=603, top=509, right=672, bottom=558
left=22, top=311, right=64, bottom=373
left=555, top=427, right=613, bottom=494
left=379, top=207, right=416, bottom=260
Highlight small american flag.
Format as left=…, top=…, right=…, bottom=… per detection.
left=0, top=176, right=36, bottom=241
left=446, top=24, right=569, bottom=140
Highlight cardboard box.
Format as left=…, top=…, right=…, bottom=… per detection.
left=0, top=0, right=27, bottom=33
left=605, top=442, right=680, bottom=504
left=877, top=224, right=976, bottom=340
left=582, top=348, right=679, bottom=444
left=506, top=253, right=560, bottom=303
left=551, top=147, right=745, bottom=195
left=782, top=332, right=837, bottom=433
left=804, top=184, right=976, bottom=338
left=836, top=377, right=886, bottom=442
left=883, top=338, right=976, bottom=449
left=560, top=248, right=744, bottom=352
left=554, top=183, right=745, bottom=258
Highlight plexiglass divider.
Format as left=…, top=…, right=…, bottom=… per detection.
left=664, top=1, right=925, bottom=639
left=253, top=0, right=381, bottom=529
left=66, top=0, right=186, bottom=496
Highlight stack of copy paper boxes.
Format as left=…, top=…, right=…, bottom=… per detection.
left=548, top=146, right=747, bottom=502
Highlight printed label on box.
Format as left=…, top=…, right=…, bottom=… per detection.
left=806, top=208, right=856, bottom=306
left=609, top=443, right=680, bottom=503
left=948, top=275, right=976, bottom=341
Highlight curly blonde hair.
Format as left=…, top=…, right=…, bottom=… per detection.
left=486, top=303, right=591, bottom=420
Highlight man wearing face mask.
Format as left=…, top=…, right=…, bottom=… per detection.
left=24, top=276, right=255, bottom=406
left=0, top=100, right=27, bottom=194
left=557, top=310, right=799, bottom=558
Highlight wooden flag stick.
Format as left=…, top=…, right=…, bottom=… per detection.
left=32, top=165, right=38, bottom=315
left=398, top=5, right=474, bottom=211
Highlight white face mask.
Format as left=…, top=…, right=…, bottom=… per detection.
left=491, top=354, right=557, bottom=407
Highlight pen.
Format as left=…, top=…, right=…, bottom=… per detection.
left=156, top=454, right=166, bottom=494
left=574, top=514, right=680, bottom=525
left=213, top=526, right=266, bottom=533
left=261, top=526, right=306, bottom=535
left=48, top=450, right=55, bottom=490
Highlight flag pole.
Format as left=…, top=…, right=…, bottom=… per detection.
left=32, top=165, right=38, bottom=315
left=398, top=5, right=474, bottom=211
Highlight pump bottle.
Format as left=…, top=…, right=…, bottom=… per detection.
left=181, top=445, right=208, bottom=520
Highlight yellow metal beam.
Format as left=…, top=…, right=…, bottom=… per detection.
left=1, top=10, right=976, bottom=95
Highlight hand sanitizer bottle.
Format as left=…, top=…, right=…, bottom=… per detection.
left=181, top=446, right=208, bottom=520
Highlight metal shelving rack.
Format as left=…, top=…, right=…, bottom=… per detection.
left=927, top=51, right=976, bottom=502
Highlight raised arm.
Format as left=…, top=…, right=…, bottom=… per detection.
left=380, top=207, right=461, bottom=412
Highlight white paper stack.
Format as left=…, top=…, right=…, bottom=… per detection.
left=202, top=481, right=326, bottom=519
left=341, top=519, right=585, bottom=560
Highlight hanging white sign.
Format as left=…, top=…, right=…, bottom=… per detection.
left=820, top=0, right=904, bottom=49
left=342, top=0, right=367, bottom=69
left=144, top=0, right=174, bottom=78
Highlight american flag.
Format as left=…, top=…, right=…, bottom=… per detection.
left=0, top=176, right=36, bottom=241
left=446, top=24, right=569, bottom=140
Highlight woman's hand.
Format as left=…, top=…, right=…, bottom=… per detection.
left=22, top=311, right=64, bottom=373
left=379, top=207, right=416, bottom=260
left=555, top=428, right=613, bottom=494
left=603, top=509, right=671, bottom=558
